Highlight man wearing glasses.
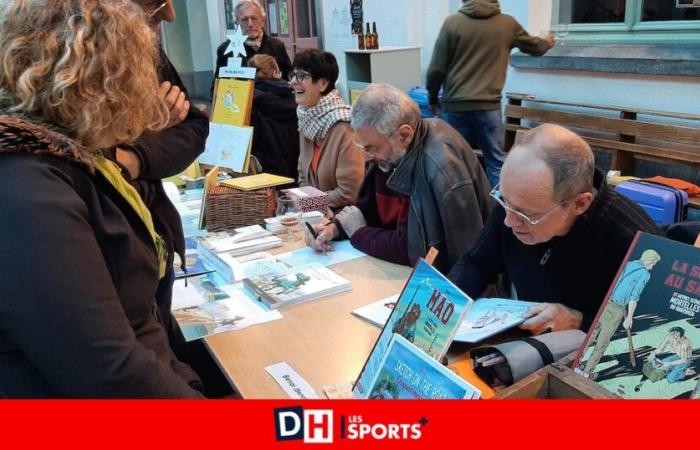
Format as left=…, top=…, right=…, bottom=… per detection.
left=214, top=0, right=292, bottom=87
left=306, top=84, right=492, bottom=273
left=449, top=124, right=658, bottom=333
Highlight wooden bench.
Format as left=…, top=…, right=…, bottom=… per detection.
left=503, top=93, right=700, bottom=209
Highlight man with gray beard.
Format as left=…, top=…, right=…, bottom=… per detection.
left=306, top=84, right=491, bottom=273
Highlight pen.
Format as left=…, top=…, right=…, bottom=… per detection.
left=305, top=221, right=327, bottom=254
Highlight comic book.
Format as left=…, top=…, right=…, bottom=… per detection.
left=574, top=232, right=700, bottom=399
left=352, top=259, right=473, bottom=398
left=366, top=334, right=480, bottom=400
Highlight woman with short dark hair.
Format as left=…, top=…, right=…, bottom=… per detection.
left=291, top=49, right=364, bottom=211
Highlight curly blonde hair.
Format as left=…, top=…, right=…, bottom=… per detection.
left=0, top=0, right=169, bottom=149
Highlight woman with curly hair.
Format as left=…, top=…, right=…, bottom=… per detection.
left=0, top=0, right=202, bottom=397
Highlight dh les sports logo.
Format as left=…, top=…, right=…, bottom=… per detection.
left=274, top=407, right=333, bottom=443
left=274, top=407, right=426, bottom=444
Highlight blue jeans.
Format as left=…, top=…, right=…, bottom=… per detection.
left=662, top=355, right=692, bottom=384
left=442, top=109, right=505, bottom=187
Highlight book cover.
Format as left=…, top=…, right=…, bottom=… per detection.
left=221, top=173, right=295, bottom=191
left=174, top=237, right=214, bottom=280
left=366, top=334, right=480, bottom=399
left=211, top=79, right=254, bottom=126
left=453, top=298, right=536, bottom=343
left=353, top=259, right=473, bottom=398
left=200, top=124, right=253, bottom=173
left=574, top=232, right=700, bottom=399
left=243, top=263, right=352, bottom=309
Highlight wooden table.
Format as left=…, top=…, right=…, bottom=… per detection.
left=203, top=237, right=412, bottom=398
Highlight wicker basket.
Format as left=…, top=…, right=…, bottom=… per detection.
left=203, top=184, right=276, bottom=231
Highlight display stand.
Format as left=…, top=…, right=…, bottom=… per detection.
left=344, top=46, right=421, bottom=104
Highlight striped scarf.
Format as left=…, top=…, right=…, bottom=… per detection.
left=297, top=89, right=352, bottom=142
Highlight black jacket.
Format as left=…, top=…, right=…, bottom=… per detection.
left=213, top=33, right=292, bottom=92
left=448, top=169, right=660, bottom=330
left=0, top=115, right=202, bottom=398
left=250, top=79, right=299, bottom=179
left=117, top=48, right=209, bottom=329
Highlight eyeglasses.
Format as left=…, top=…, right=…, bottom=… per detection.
left=353, top=129, right=400, bottom=158
left=490, top=183, right=567, bottom=226
left=288, top=70, right=312, bottom=83
left=145, top=2, right=168, bottom=22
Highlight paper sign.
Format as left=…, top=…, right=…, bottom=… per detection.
left=265, top=362, right=320, bottom=399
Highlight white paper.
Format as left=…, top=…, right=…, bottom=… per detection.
left=173, top=283, right=282, bottom=341
left=351, top=294, right=399, bottom=327
left=171, top=278, right=207, bottom=311
left=453, top=298, right=536, bottom=343
left=200, top=123, right=253, bottom=172
left=265, top=362, right=320, bottom=399
left=276, top=240, right=366, bottom=268
left=163, top=181, right=181, bottom=206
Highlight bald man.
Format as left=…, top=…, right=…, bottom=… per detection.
left=448, top=124, right=659, bottom=332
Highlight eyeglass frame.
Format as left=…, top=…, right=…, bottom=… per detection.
left=145, top=1, right=168, bottom=22
left=352, top=128, right=401, bottom=158
left=490, top=183, right=569, bottom=226
left=288, top=70, right=312, bottom=83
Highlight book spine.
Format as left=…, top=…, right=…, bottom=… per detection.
left=243, top=278, right=280, bottom=309
left=196, top=243, right=234, bottom=283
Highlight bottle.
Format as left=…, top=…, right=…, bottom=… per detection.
left=364, top=22, right=372, bottom=50
left=357, top=28, right=365, bottom=50
left=371, top=22, right=379, bottom=49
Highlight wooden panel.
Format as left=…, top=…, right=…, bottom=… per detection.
left=505, top=94, right=700, bottom=122
left=505, top=105, right=700, bottom=147
left=503, top=123, right=700, bottom=164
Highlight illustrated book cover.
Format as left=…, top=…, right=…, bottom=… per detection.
left=574, top=232, right=700, bottom=399
left=352, top=259, right=473, bottom=398
left=366, top=334, right=481, bottom=400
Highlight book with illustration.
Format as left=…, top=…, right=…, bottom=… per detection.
left=453, top=298, right=536, bottom=343
left=352, top=294, right=399, bottom=328
left=353, top=259, right=473, bottom=398
left=221, top=173, right=295, bottom=191
left=174, top=237, right=214, bottom=280
left=243, top=263, right=352, bottom=309
left=366, top=334, right=481, bottom=400
left=211, top=78, right=254, bottom=126
left=574, top=232, right=700, bottom=399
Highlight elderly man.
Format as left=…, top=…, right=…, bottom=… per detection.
left=449, top=124, right=659, bottom=333
left=214, top=0, right=292, bottom=86
left=307, top=84, right=491, bottom=273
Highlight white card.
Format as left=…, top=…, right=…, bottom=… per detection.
left=265, top=362, right=320, bottom=399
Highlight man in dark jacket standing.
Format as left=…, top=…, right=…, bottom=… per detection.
left=214, top=0, right=292, bottom=90
left=426, top=0, right=554, bottom=187
left=306, top=84, right=492, bottom=274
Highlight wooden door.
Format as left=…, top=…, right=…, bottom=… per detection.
left=265, top=0, right=319, bottom=61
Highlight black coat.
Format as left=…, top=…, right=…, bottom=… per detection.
left=0, top=115, right=203, bottom=398
left=213, top=33, right=292, bottom=93
left=117, top=48, right=209, bottom=331
left=250, top=79, right=300, bottom=180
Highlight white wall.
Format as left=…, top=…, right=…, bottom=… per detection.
left=501, top=0, right=700, bottom=116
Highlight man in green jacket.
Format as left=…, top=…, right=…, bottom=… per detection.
left=426, top=0, right=554, bottom=187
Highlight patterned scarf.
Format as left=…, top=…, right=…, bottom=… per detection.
left=297, top=89, right=352, bottom=142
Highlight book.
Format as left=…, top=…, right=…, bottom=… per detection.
left=221, top=173, right=295, bottom=191
left=198, top=225, right=281, bottom=254
left=352, top=259, right=473, bottom=398
left=211, top=78, right=254, bottom=126
left=366, top=334, right=480, bottom=399
left=574, top=232, right=700, bottom=399
left=353, top=296, right=535, bottom=344
left=199, top=123, right=253, bottom=173
left=453, top=298, right=536, bottom=343
left=203, top=251, right=289, bottom=284
left=352, top=294, right=399, bottom=327
left=174, top=237, right=214, bottom=280
left=243, top=263, right=352, bottom=309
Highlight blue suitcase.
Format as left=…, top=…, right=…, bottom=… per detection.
left=615, top=180, right=688, bottom=225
